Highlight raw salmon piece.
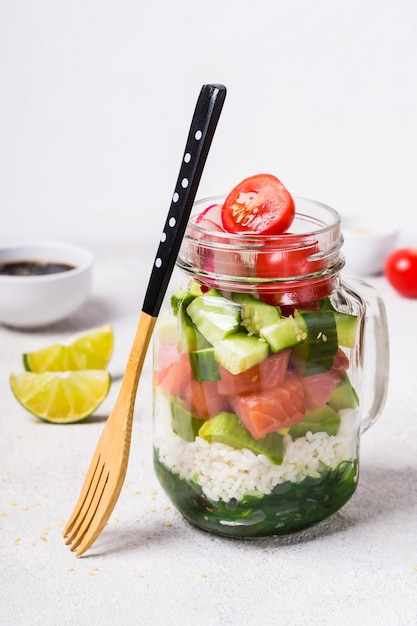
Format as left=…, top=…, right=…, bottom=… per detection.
left=302, top=348, right=349, bottom=410
left=231, top=371, right=305, bottom=439
left=217, top=350, right=290, bottom=396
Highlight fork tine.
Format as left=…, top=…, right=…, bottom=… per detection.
left=63, top=453, right=103, bottom=538
left=67, top=465, right=110, bottom=552
left=64, top=457, right=107, bottom=547
left=72, top=472, right=126, bottom=557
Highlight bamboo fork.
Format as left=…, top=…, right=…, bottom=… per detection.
left=63, top=84, right=227, bottom=556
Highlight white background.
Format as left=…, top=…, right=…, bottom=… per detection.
left=1, top=0, right=417, bottom=245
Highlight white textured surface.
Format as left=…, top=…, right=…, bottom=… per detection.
left=1, top=242, right=416, bottom=625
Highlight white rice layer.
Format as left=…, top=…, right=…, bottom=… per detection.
left=154, top=399, right=358, bottom=503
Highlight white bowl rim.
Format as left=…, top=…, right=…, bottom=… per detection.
left=341, top=215, right=400, bottom=238
left=0, top=240, right=94, bottom=283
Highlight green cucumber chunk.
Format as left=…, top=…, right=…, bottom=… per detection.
left=288, top=405, right=341, bottom=438
left=292, top=309, right=338, bottom=376
left=320, top=298, right=358, bottom=349
left=260, top=316, right=306, bottom=353
left=214, top=332, right=269, bottom=375
left=334, top=311, right=358, bottom=349
left=171, top=282, right=220, bottom=315
left=199, top=412, right=284, bottom=465
left=170, top=401, right=202, bottom=442
left=176, top=308, right=210, bottom=353
left=232, top=293, right=280, bottom=335
left=186, top=294, right=241, bottom=345
left=189, top=348, right=221, bottom=382
left=155, top=312, right=177, bottom=343
left=328, top=374, right=359, bottom=411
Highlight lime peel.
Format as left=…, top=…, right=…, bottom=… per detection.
left=23, top=325, right=114, bottom=373
left=10, top=371, right=111, bottom=424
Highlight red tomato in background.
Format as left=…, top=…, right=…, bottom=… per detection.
left=384, top=248, right=417, bottom=298
left=221, top=174, right=295, bottom=235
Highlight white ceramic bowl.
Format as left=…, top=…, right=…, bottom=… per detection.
left=341, top=215, right=400, bottom=276
left=0, top=241, right=94, bottom=328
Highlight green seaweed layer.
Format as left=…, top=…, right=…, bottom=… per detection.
left=154, top=451, right=358, bottom=537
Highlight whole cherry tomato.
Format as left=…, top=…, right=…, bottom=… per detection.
left=221, top=174, right=295, bottom=235
left=384, top=248, right=417, bottom=297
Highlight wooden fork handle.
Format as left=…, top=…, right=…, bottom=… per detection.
left=116, top=311, right=157, bottom=420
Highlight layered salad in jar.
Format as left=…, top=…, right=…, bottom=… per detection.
left=153, top=174, right=361, bottom=537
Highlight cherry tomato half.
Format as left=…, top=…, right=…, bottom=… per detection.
left=384, top=248, right=417, bottom=298
left=221, top=174, right=295, bottom=235
left=255, top=238, right=324, bottom=278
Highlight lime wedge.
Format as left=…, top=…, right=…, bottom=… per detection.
left=10, top=371, right=111, bottom=424
left=23, top=325, right=114, bottom=372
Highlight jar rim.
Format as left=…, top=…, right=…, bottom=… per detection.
left=178, top=195, right=344, bottom=307
left=187, top=195, right=341, bottom=246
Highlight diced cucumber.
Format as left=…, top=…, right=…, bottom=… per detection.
left=189, top=348, right=221, bottom=382
left=319, top=298, right=358, bottom=349
left=291, top=309, right=338, bottom=376
left=260, top=316, right=306, bottom=353
left=214, top=332, right=269, bottom=375
left=199, top=412, right=284, bottom=465
left=171, top=281, right=220, bottom=315
left=170, top=401, right=202, bottom=442
left=177, top=307, right=198, bottom=352
left=334, top=311, right=358, bottom=349
left=176, top=308, right=210, bottom=353
left=328, top=373, right=359, bottom=411
left=186, top=295, right=241, bottom=345
left=155, top=312, right=178, bottom=343
left=232, top=293, right=280, bottom=335
left=288, top=406, right=341, bottom=438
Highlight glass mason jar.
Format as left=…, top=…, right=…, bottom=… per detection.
left=153, top=196, right=389, bottom=538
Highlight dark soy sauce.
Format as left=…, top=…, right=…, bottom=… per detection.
left=0, top=261, right=76, bottom=276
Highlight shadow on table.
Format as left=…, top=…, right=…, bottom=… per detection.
left=4, top=296, right=119, bottom=336
left=254, top=463, right=417, bottom=549
left=81, top=463, right=416, bottom=558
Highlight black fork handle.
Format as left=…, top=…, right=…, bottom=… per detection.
left=142, top=84, right=227, bottom=318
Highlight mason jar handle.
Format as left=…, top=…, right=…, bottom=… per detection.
left=344, top=278, right=389, bottom=433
